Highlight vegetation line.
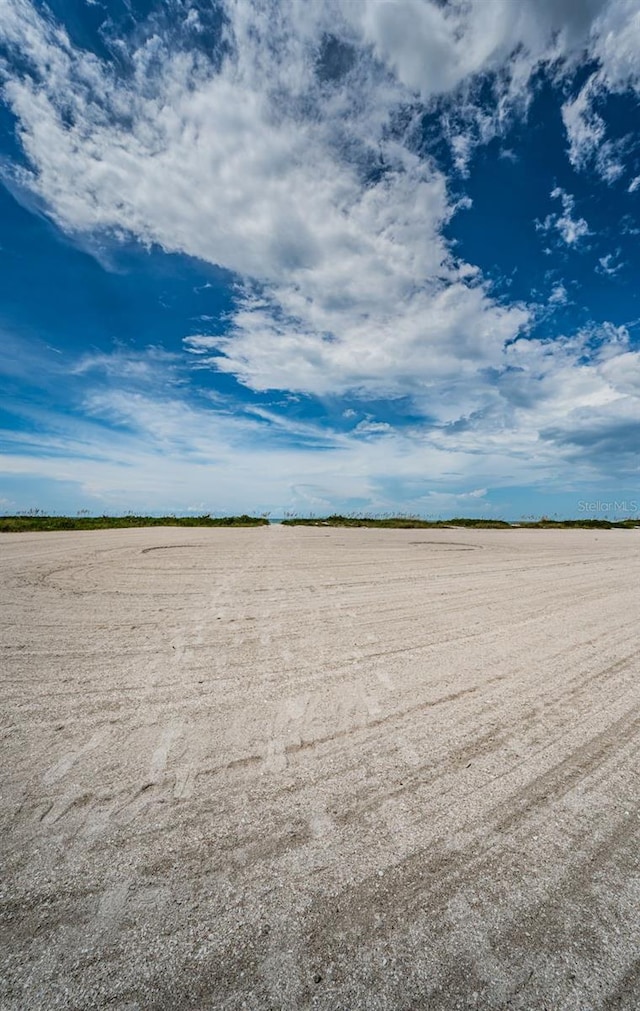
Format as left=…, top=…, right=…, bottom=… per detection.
left=281, top=515, right=640, bottom=530
left=1, top=513, right=638, bottom=533
left=0, top=514, right=268, bottom=532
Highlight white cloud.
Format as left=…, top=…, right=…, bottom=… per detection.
left=346, top=0, right=636, bottom=186
left=537, top=188, right=590, bottom=247
left=3, top=329, right=639, bottom=514
left=561, top=1, right=640, bottom=182
left=562, top=95, right=626, bottom=183
left=562, top=78, right=610, bottom=174
left=353, top=419, right=393, bottom=437
left=1, top=0, right=640, bottom=508
left=1, top=0, right=637, bottom=407
left=489, top=325, right=640, bottom=474
left=597, top=252, right=623, bottom=276
left=344, top=0, right=608, bottom=102
left=416, top=488, right=489, bottom=515
left=185, top=279, right=528, bottom=400
left=344, top=0, right=640, bottom=186
left=549, top=282, right=569, bottom=305
left=72, top=347, right=182, bottom=382
left=0, top=0, right=535, bottom=400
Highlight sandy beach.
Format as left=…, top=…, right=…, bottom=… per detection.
left=1, top=525, right=639, bottom=1010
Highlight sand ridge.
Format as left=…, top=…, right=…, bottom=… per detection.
left=1, top=525, right=639, bottom=1009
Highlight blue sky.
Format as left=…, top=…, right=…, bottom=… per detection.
left=1, top=0, right=639, bottom=519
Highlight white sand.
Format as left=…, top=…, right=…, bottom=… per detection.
left=1, top=525, right=639, bottom=1009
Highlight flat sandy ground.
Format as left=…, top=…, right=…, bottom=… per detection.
left=1, top=526, right=639, bottom=1010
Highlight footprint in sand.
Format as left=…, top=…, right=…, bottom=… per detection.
left=42, top=730, right=106, bottom=787
left=115, top=721, right=184, bottom=823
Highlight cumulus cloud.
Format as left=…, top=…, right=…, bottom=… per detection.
left=1, top=0, right=640, bottom=502
left=3, top=0, right=633, bottom=400
left=0, top=0, right=536, bottom=399
left=483, top=324, right=640, bottom=477
left=184, top=280, right=528, bottom=400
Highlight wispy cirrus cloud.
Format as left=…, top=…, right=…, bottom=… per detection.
left=561, top=0, right=640, bottom=184
left=3, top=324, right=639, bottom=516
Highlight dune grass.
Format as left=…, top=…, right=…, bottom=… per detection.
left=281, top=514, right=508, bottom=528
left=2, top=513, right=638, bottom=533
left=0, top=514, right=269, bottom=533
left=281, top=514, right=639, bottom=530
